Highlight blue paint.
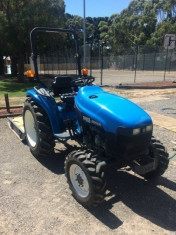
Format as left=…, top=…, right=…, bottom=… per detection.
left=75, top=86, right=152, bottom=133
left=26, top=89, right=64, bottom=134
left=26, top=85, right=152, bottom=139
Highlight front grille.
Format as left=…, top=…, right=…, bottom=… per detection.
left=106, top=132, right=152, bottom=159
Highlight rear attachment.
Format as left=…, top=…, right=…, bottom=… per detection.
left=7, top=116, right=26, bottom=141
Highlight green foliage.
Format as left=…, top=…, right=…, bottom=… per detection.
left=98, top=21, right=110, bottom=42
left=147, top=0, right=176, bottom=45
left=96, top=0, right=175, bottom=54
left=0, top=0, right=176, bottom=80
left=1, top=0, right=65, bottom=55
left=0, top=0, right=65, bottom=81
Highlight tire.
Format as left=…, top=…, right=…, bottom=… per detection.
left=23, top=98, right=55, bottom=157
left=142, top=136, right=169, bottom=179
left=64, top=149, right=106, bottom=207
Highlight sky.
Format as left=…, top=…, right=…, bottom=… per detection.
left=64, top=0, right=132, bottom=18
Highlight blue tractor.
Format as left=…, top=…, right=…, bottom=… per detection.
left=23, top=27, right=169, bottom=207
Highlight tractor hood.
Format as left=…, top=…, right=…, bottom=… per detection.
left=75, top=86, right=152, bottom=134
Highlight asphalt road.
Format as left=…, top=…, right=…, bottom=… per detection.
left=92, top=70, right=176, bottom=85
left=0, top=93, right=176, bottom=234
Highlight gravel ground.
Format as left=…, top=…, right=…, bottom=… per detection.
left=139, top=94, right=176, bottom=119
left=0, top=95, right=176, bottom=234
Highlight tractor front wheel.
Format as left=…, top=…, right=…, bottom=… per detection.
left=142, top=136, right=169, bottom=179
left=64, top=150, right=106, bottom=207
left=23, top=98, right=55, bottom=157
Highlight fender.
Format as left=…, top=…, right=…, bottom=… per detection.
left=26, top=89, right=65, bottom=134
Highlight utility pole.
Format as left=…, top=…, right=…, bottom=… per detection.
left=83, top=0, right=86, bottom=68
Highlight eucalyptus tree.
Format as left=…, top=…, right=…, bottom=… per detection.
left=147, top=0, right=176, bottom=45
left=0, top=0, right=65, bottom=81
left=108, top=0, right=158, bottom=54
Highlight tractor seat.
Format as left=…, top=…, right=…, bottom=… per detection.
left=52, top=76, right=74, bottom=96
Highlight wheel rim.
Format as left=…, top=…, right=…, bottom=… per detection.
left=69, top=164, right=89, bottom=198
left=24, top=110, right=37, bottom=147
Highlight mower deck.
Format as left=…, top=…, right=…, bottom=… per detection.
left=7, top=116, right=25, bottom=141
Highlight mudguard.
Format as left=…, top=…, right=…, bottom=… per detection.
left=26, top=89, right=65, bottom=134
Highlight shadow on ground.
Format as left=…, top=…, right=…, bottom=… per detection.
left=34, top=144, right=176, bottom=231
left=102, top=169, right=176, bottom=230
left=161, top=108, right=176, bottom=115
left=35, top=142, right=77, bottom=175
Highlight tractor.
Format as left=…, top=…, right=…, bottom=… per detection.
left=23, top=27, right=169, bottom=207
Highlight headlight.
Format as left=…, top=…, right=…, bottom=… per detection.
left=146, top=125, right=153, bottom=132
left=133, top=128, right=140, bottom=135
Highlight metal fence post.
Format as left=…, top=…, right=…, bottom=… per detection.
left=168, top=50, right=173, bottom=73
left=66, top=57, right=68, bottom=75
left=134, top=46, right=138, bottom=83
left=153, top=51, right=156, bottom=73
left=142, top=54, right=145, bottom=71
left=123, top=55, right=125, bottom=70
left=100, top=44, right=103, bottom=85
left=164, top=46, right=169, bottom=81
left=90, top=43, right=93, bottom=76
left=4, top=93, right=10, bottom=113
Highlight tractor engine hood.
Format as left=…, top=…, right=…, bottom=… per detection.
left=75, top=86, right=152, bottom=134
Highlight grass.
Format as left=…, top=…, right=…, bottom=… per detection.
left=0, top=77, right=37, bottom=106
left=0, top=77, right=36, bottom=97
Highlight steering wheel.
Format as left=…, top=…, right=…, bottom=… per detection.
left=84, top=76, right=95, bottom=85
left=73, top=76, right=95, bottom=86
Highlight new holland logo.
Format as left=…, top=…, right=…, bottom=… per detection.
left=83, top=116, right=101, bottom=127
left=83, top=116, right=91, bottom=123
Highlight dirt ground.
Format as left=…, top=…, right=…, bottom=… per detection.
left=104, top=87, right=176, bottom=99
left=0, top=88, right=176, bottom=234
left=0, top=108, right=23, bottom=117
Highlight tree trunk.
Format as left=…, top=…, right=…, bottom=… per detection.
left=0, top=56, right=4, bottom=75
left=11, top=56, right=18, bottom=77
left=17, top=54, right=24, bottom=82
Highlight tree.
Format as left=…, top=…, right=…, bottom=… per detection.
left=0, top=0, right=65, bottom=82
left=147, top=0, right=176, bottom=45
left=0, top=10, right=9, bottom=75
left=98, top=21, right=110, bottom=42
left=107, top=0, right=158, bottom=54
left=65, top=13, right=84, bottom=46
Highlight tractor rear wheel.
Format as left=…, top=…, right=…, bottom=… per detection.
left=142, top=136, right=169, bottom=179
left=23, top=98, right=55, bottom=157
left=64, top=149, right=106, bottom=207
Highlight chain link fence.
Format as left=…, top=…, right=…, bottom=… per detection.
left=84, top=44, right=176, bottom=85
left=27, top=44, right=176, bottom=85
